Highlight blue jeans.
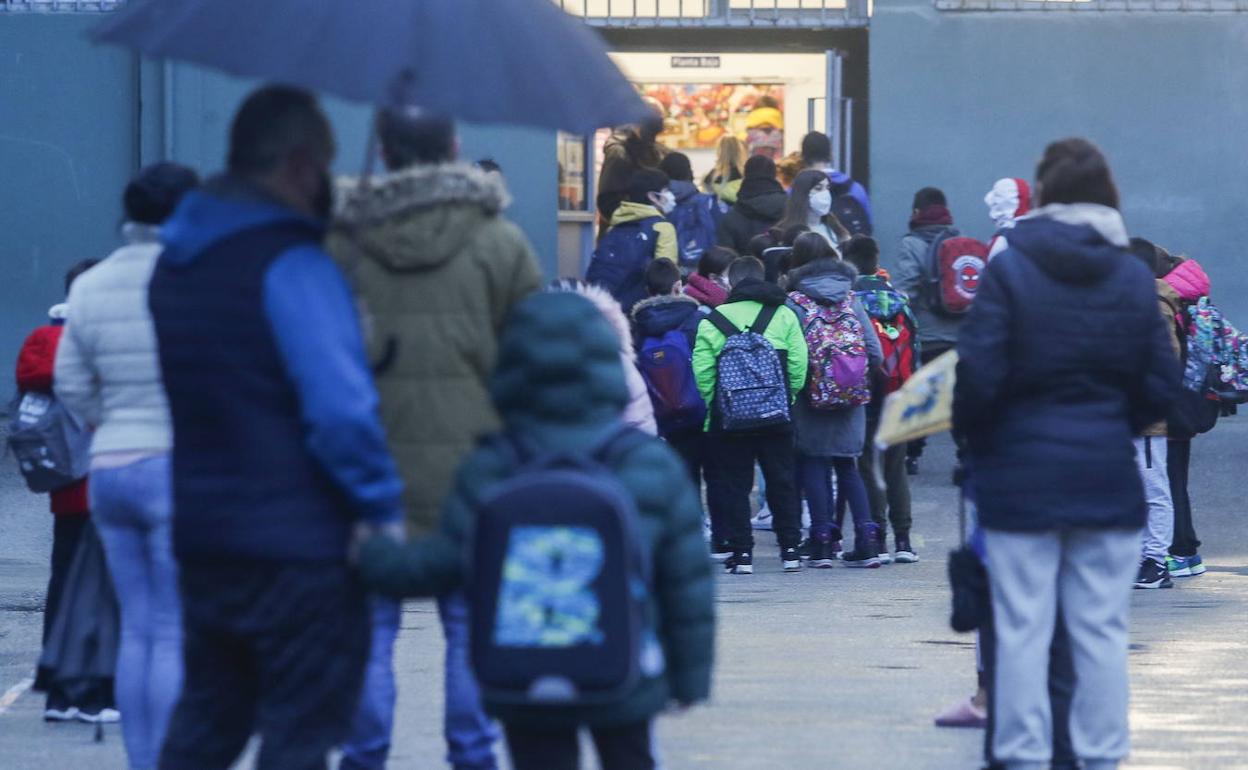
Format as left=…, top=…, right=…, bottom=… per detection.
left=439, top=593, right=499, bottom=770
left=341, top=596, right=401, bottom=770
left=92, top=454, right=181, bottom=770
left=798, top=455, right=871, bottom=541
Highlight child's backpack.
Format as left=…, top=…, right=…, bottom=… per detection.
left=6, top=392, right=91, bottom=493
left=923, top=230, right=990, bottom=317
left=585, top=217, right=662, bottom=310
left=468, top=427, right=662, bottom=707
left=668, top=195, right=718, bottom=270
left=706, top=306, right=792, bottom=431
left=789, top=292, right=871, bottom=409
left=637, top=330, right=706, bottom=435
left=829, top=179, right=873, bottom=237
left=855, top=275, right=919, bottom=394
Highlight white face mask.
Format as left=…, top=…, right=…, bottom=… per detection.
left=651, top=189, right=677, bottom=215
left=809, top=188, right=833, bottom=217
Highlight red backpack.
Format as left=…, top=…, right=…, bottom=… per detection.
left=924, top=230, right=990, bottom=317
left=854, top=275, right=918, bottom=394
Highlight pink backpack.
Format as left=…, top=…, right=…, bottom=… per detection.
left=789, top=292, right=871, bottom=410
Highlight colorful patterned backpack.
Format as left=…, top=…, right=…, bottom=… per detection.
left=789, top=292, right=871, bottom=410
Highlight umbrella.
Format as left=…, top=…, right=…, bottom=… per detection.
left=873, top=350, right=959, bottom=450
left=90, top=0, right=649, bottom=135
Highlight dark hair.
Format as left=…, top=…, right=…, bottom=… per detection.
left=697, top=246, right=736, bottom=278
left=1035, top=138, right=1119, bottom=210
left=843, top=235, right=880, bottom=276
left=780, top=223, right=810, bottom=247
left=476, top=158, right=501, bottom=174
left=790, top=231, right=837, bottom=270
left=778, top=169, right=848, bottom=241
left=228, top=86, right=334, bottom=176
left=743, top=154, right=777, bottom=180
left=912, top=187, right=947, bottom=211
left=644, top=258, right=682, bottom=297
left=747, top=231, right=778, bottom=260
left=377, top=108, right=456, bottom=169
left=638, top=110, right=665, bottom=143
left=123, top=163, right=199, bottom=225
left=800, top=131, right=833, bottom=166
left=659, top=152, right=694, bottom=183
left=727, top=256, right=765, bottom=287
left=65, top=259, right=100, bottom=295
left=627, top=168, right=669, bottom=203
left=1158, top=249, right=1185, bottom=278
left=1128, top=237, right=1162, bottom=278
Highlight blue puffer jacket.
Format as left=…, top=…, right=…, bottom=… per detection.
left=953, top=204, right=1179, bottom=532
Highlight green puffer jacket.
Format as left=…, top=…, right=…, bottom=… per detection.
left=358, top=292, right=715, bottom=728
left=329, top=164, right=542, bottom=535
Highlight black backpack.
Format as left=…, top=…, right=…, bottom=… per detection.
left=830, top=179, right=872, bottom=237
left=467, top=427, right=661, bottom=706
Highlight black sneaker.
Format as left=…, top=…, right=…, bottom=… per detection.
left=724, top=552, right=753, bottom=575
left=781, top=547, right=803, bottom=572
left=1134, top=559, right=1173, bottom=589
left=809, top=539, right=837, bottom=569
left=709, top=542, right=733, bottom=563
left=842, top=544, right=881, bottom=569
left=797, top=538, right=815, bottom=561
left=894, top=535, right=919, bottom=564
left=905, top=457, right=920, bottom=476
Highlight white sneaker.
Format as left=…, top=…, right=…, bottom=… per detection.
left=878, top=551, right=894, bottom=565
left=43, top=707, right=79, bottom=722
left=751, top=505, right=774, bottom=531
left=76, top=708, right=120, bottom=724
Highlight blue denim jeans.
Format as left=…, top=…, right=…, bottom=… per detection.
left=341, top=596, right=401, bottom=770
left=91, top=454, right=181, bottom=770
left=439, top=593, right=500, bottom=770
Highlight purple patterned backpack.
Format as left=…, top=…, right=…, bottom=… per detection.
left=789, top=292, right=871, bottom=410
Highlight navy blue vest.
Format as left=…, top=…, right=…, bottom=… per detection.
left=150, top=222, right=353, bottom=563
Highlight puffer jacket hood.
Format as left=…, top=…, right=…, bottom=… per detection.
left=727, top=277, right=789, bottom=307
left=1163, top=258, right=1210, bottom=302
left=631, top=294, right=702, bottom=339
left=610, top=200, right=665, bottom=227
left=335, top=163, right=511, bottom=272
left=490, top=292, right=631, bottom=439
left=734, top=187, right=787, bottom=223
left=1006, top=203, right=1129, bottom=285
left=670, top=180, right=700, bottom=205
left=787, top=259, right=859, bottom=305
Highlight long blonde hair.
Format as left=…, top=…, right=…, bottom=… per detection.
left=712, top=135, right=746, bottom=184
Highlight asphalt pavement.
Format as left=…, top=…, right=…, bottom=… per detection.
left=1, top=425, right=1246, bottom=769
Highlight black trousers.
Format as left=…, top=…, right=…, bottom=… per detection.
left=667, top=427, right=713, bottom=540
left=1167, top=438, right=1201, bottom=557
left=907, top=343, right=956, bottom=461
left=159, top=561, right=370, bottom=770
left=505, top=721, right=656, bottom=770
left=706, top=430, right=801, bottom=552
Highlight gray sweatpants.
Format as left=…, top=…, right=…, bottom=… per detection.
left=984, top=527, right=1140, bottom=770
left=1135, top=437, right=1175, bottom=565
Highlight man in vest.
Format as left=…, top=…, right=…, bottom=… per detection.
left=150, top=85, right=406, bottom=770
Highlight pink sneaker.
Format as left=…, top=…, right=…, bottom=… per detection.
left=934, top=697, right=987, bottom=729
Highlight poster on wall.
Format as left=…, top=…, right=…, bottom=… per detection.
left=637, top=83, right=785, bottom=155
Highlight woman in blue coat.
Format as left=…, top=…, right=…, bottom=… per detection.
left=953, top=139, right=1179, bottom=770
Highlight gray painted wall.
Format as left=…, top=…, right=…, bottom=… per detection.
left=0, top=15, right=557, bottom=383
left=870, top=2, right=1248, bottom=321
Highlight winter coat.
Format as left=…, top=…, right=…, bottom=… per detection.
left=607, top=201, right=678, bottom=263
left=1163, top=258, right=1210, bottom=304
left=684, top=274, right=728, bottom=308
left=893, top=224, right=963, bottom=347
left=716, top=178, right=787, bottom=255
left=15, top=306, right=88, bottom=515
left=597, top=130, right=670, bottom=223
left=785, top=259, right=883, bottom=458
left=1142, top=279, right=1185, bottom=438
left=692, top=278, right=809, bottom=431
left=953, top=203, right=1180, bottom=533
left=55, top=224, right=172, bottom=457
left=631, top=294, right=704, bottom=352
left=329, top=164, right=543, bottom=535
left=356, top=291, right=715, bottom=727
left=823, top=168, right=874, bottom=227
left=558, top=282, right=658, bottom=436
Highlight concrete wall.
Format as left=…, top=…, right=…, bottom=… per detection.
left=0, top=15, right=557, bottom=382
left=870, top=2, right=1248, bottom=320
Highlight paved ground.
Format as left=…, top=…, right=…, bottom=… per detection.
left=1, top=425, right=1246, bottom=769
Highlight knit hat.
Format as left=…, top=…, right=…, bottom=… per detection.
left=984, top=177, right=1032, bottom=231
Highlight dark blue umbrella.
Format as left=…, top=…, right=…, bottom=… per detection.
left=91, top=0, right=648, bottom=134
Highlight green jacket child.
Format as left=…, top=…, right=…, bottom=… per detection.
left=358, top=292, right=715, bottom=729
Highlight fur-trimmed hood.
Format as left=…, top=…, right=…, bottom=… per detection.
left=332, top=163, right=512, bottom=272
left=630, top=294, right=702, bottom=342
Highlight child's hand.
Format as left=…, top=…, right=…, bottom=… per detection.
left=353, top=531, right=414, bottom=597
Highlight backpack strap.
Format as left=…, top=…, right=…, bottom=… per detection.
left=707, top=309, right=740, bottom=339
left=750, top=305, right=780, bottom=336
